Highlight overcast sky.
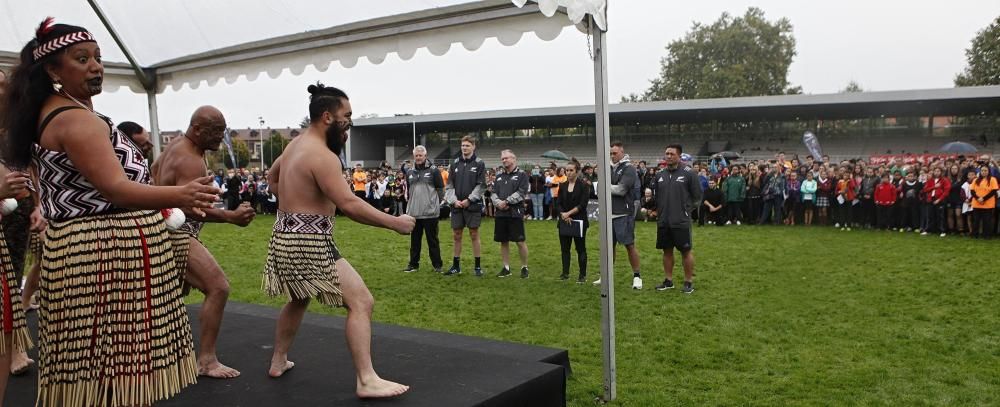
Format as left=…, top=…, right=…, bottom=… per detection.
left=6, top=1, right=999, bottom=131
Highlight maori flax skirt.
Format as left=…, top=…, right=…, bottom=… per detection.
left=36, top=209, right=197, bottom=407
left=0, top=227, right=32, bottom=355
left=262, top=211, right=343, bottom=307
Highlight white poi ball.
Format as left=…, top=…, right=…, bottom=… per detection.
left=163, top=208, right=186, bottom=230
left=1, top=198, right=18, bottom=215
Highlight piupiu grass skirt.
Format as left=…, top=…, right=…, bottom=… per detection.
left=262, top=211, right=343, bottom=307
left=29, top=231, right=44, bottom=262
left=37, top=209, right=196, bottom=407
left=0, top=227, right=33, bottom=355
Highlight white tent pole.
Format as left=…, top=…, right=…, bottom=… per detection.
left=147, top=92, right=161, bottom=160
left=591, top=15, right=616, bottom=403
left=87, top=0, right=162, bottom=161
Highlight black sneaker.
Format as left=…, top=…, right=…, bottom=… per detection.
left=402, top=265, right=418, bottom=273
left=497, top=267, right=511, bottom=278
left=577, top=275, right=586, bottom=284
left=559, top=272, right=569, bottom=281
left=520, top=266, right=529, bottom=279
left=433, top=267, right=443, bottom=273
left=444, top=266, right=461, bottom=276
left=474, top=267, right=483, bottom=277
left=682, top=281, right=694, bottom=294
left=655, top=279, right=674, bottom=291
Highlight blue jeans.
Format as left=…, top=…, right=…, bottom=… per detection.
left=531, top=193, right=545, bottom=219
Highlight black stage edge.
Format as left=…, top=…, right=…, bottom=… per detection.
left=8, top=302, right=569, bottom=407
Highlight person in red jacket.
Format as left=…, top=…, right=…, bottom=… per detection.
left=874, top=173, right=898, bottom=230
left=921, top=167, right=951, bottom=236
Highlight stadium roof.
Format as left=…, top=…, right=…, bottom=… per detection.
left=353, top=85, right=1000, bottom=133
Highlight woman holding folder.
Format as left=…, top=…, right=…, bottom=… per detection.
left=557, top=158, right=591, bottom=283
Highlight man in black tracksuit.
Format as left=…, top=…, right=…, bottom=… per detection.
left=651, top=144, right=703, bottom=294
left=491, top=150, right=530, bottom=278
left=403, top=145, right=445, bottom=273
left=443, top=135, right=486, bottom=276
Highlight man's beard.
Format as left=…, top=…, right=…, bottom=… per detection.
left=325, top=124, right=348, bottom=156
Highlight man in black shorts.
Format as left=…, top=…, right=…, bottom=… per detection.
left=444, top=135, right=486, bottom=276
left=491, top=150, right=530, bottom=278
left=651, top=144, right=703, bottom=294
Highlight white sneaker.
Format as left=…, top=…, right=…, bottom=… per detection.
left=632, top=277, right=642, bottom=290
left=920, top=231, right=928, bottom=236
left=834, top=223, right=840, bottom=228
left=736, top=220, right=741, bottom=225
left=592, top=278, right=601, bottom=285
left=726, top=221, right=732, bottom=225
left=940, top=233, right=946, bottom=237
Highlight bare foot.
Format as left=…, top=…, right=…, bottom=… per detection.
left=356, top=376, right=409, bottom=399
left=199, top=360, right=241, bottom=379
left=10, top=351, right=34, bottom=375
left=268, top=360, right=295, bottom=378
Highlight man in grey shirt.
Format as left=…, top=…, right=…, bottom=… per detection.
left=403, top=145, right=445, bottom=273
left=593, top=141, right=644, bottom=289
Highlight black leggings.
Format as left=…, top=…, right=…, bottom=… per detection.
left=559, top=235, right=587, bottom=277
left=971, top=209, right=994, bottom=238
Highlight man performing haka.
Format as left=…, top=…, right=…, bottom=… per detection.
left=263, top=83, right=414, bottom=398
left=151, top=106, right=256, bottom=378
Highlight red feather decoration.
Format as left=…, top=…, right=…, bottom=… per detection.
left=36, top=16, right=55, bottom=38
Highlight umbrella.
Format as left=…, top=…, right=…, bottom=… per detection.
left=939, top=141, right=978, bottom=153
left=541, top=149, right=570, bottom=161
left=712, top=151, right=742, bottom=160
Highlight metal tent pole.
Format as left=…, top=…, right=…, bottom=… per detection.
left=591, top=15, right=616, bottom=403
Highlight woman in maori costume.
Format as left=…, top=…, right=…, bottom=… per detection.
left=0, top=18, right=219, bottom=406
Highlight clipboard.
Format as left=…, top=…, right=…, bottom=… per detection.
left=558, top=219, right=585, bottom=238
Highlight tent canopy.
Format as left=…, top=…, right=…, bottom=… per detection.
left=1, top=0, right=604, bottom=94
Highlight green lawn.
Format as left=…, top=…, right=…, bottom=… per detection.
left=194, top=215, right=1000, bottom=406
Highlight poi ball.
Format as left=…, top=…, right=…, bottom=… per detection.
left=1, top=198, right=18, bottom=215
left=161, top=208, right=186, bottom=230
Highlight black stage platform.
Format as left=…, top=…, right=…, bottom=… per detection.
left=9, top=302, right=569, bottom=406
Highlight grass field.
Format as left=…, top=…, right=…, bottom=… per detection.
left=193, top=214, right=1000, bottom=406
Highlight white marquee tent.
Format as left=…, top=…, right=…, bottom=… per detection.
left=1, top=0, right=619, bottom=400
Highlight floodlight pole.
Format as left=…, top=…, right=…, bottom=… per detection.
left=591, top=15, right=616, bottom=402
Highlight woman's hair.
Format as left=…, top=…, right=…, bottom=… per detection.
left=1, top=19, right=93, bottom=169
left=566, top=157, right=581, bottom=171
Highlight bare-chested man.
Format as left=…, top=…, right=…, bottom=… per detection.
left=263, top=83, right=414, bottom=398
left=151, top=106, right=256, bottom=379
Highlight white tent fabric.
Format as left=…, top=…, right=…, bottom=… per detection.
left=1, top=0, right=605, bottom=94
left=512, top=0, right=607, bottom=30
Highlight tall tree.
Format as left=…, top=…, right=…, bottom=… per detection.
left=625, top=7, right=800, bottom=102
left=262, top=131, right=290, bottom=167
left=210, top=137, right=250, bottom=169
left=841, top=80, right=864, bottom=93
left=955, top=15, right=1000, bottom=87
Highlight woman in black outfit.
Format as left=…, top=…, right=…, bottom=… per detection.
left=556, top=158, right=591, bottom=283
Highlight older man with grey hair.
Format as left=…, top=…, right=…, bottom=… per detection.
left=492, top=149, right=530, bottom=278
left=403, top=145, right=445, bottom=272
